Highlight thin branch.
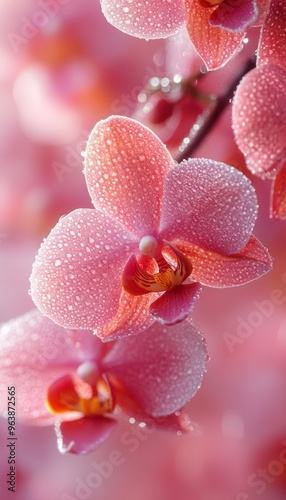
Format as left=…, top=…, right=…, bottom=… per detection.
left=175, top=55, right=256, bottom=163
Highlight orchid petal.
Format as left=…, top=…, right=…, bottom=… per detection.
left=210, top=0, right=259, bottom=32
left=271, top=162, right=286, bottom=219
left=113, top=386, right=192, bottom=432
left=103, top=320, right=207, bottom=417
left=149, top=282, right=201, bottom=325
left=55, top=416, right=117, bottom=455
left=232, top=64, right=286, bottom=176
left=100, top=0, right=185, bottom=39
left=30, top=208, right=137, bottom=330
left=253, top=0, right=271, bottom=26
left=95, top=289, right=158, bottom=342
left=160, top=159, right=257, bottom=254
left=175, top=235, right=272, bottom=287
left=84, top=116, right=174, bottom=236
left=185, top=0, right=245, bottom=70
left=258, top=0, right=286, bottom=70
left=0, top=310, right=86, bottom=425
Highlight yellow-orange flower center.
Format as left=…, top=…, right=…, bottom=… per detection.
left=45, top=364, right=114, bottom=418
left=122, top=238, right=192, bottom=296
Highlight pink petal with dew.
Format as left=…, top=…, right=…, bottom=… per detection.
left=253, top=0, right=272, bottom=26
left=55, top=416, right=117, bottom=455
left=84, top=116, right=174, bottom=236
left=95, top=289, right=158, bottom=342
left=100, top=0, right=185, bottom=39
left=271, top=162, right=286, bottom=219
left=258, top=0, right=286, bottom=70
left=210, top=0, right=259, bottom=32
left=232, top=64, right=286, bottom=177
left=113, top=385, right=193, bottom=433
left=185, top=0, right=245, bottom=70
left=0, top=310, right=91, bottom=425
left=149, top=282, right=201, bottom=325
left=30, top=208, right=138, bottom=330
left=103, top=320, right=207, bottom=417
left=160, top=159, right=257, bottom=254
left=175, top=235, right=272, bottom=287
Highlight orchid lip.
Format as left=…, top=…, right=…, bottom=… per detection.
left=45, top=372, right=114, bottom=418
left=122, top=238, right=193, bottom=296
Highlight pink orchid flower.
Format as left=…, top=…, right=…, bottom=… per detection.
left=0, top=309, right=207, bottom=454
left=100, top=0, right=269, bottom=69
left=30, top=116, right=272, bottom=341
left=232, top=0, right=286, bottom=218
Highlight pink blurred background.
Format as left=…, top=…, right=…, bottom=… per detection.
left=1, top=1, right=286, bottom=499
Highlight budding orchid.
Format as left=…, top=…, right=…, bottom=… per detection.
left=100, top=0, right=269, bottom=69
left=0, top=309, right=207, bottom=454
left=30, top=116, right=272, bottom=341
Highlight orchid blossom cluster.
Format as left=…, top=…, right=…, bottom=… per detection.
left=1, top=0, right=283, bottom=459
left=101, top=0, right=286, bottom=218
left=5, top=112, right=270, bottom=454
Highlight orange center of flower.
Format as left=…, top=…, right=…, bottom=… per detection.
left=122, top=237, right=192, bottom=296
left=197, top=0, right=224, bottom=7
left=45, top=362, right=114, bottom=417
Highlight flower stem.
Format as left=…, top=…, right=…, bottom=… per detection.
left=175, top=55, right=256, bottom=163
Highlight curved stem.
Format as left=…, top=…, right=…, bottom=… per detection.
left=175, top=55, right=256, bottom=163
